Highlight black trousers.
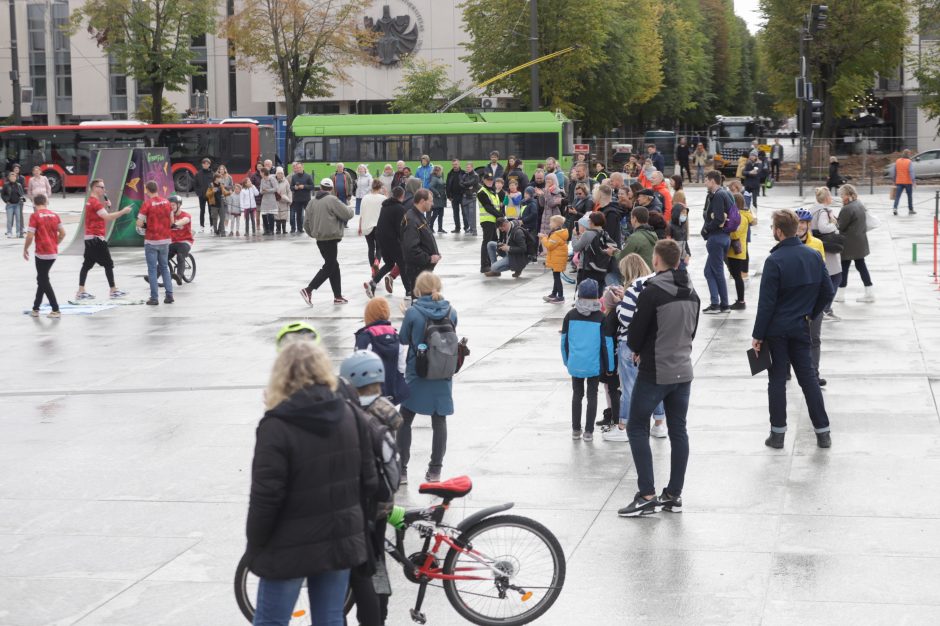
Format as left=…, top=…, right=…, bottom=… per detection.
left=551, top=271, right=564, bottom=298
left=429, top=206, right=445, bottom=232
left=34, top=258, right=59, bottom=311
left=79, top=238, right=115, bottom=288
left=449, top=195, right=462, bottom=231
left=480, top=220, right=498, bottom=271
left=571, top=376, right=600, bottom=432
left=373, top=246, right=399, bottom=284
left=726, top=257, right=747, bottom=302
left=308, top=239, right=342, bottom=297
left=289, top=201, right=305, bottom=233
left=679, top=159, right=691, bottom=182
left=401, top=263, right=432, bottom=297
left=168, top=242, right=191, bottom=276
left=197, top=195, right=208, bottom=227
left=771, top=159, right=781, bottom=179
left=261, top=213, right=275, bottom=234
left=365, top=231, right=380, bottom=267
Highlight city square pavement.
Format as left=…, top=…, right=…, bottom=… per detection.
left=2, top=183, right=940, bottom=625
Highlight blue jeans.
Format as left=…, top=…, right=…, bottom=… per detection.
left=704, top=233, right=730, bottom=306
left=605, top=265, right=622, bottom=287
left=766, top=324, right=830, bottom=434
left=627, top=377, right=691, bottom=497
left=486, top=241, right=511, bottom=273
left=893, top=184, right=913, bottom=212
left=144, top=243, right=173, bottom=301
left=253, top=569, right=350, bottom=626
left=6, top=203, right=22, bottom=236
left=617, top=341, right=664, bottom=423
left=355, top=197, right=362, bottom=215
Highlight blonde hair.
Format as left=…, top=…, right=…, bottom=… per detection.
left=413, top=271, right=443, bottom=300
left=618, top=253, right=652, bottom=285
left=549, top=214, right=565, bottom=228
left=673, top=189, right=686, bottom=206
left=815, top=186, right=831, bottom=203
left=265, top=341, right=337, bottom=410
left=839, top=183, right=857, bottom=201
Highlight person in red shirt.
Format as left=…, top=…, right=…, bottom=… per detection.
left=76, top=178, right=131, bottom=300
left=136, top=181, right=175, bottom=305
left=168, top=195, right=194, bottom=285
left=23, top=194, right=66, bottom=318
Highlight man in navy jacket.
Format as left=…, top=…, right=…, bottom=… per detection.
left=752, top=209, right=834, bottom=450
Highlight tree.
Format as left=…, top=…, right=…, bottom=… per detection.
left=70, top=0, right=217, bottom=124
left=389, top=59, right=463, bottom=113
left=758, top=0, right=908, bottom=136
left=134, top=96, right=180, bottom=123
left=224, top=0, right=372, bottom=157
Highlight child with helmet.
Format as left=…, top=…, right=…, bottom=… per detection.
left=168, top=195, right=193, bottom=285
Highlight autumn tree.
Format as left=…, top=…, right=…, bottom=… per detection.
left=70, top=0, right=217, bottom=124
left=134, top=96, right=180, bottom=123
left=758, top=0, right=908, bottom=136
left=224, top=0, right=372, bottom=155
left=389, top=59, right=463, bottom=113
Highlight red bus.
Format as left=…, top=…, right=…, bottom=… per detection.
left=0, top=121, right=276, bottom=192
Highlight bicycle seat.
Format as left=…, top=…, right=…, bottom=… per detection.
left=419, top=475, right=472, bottom=499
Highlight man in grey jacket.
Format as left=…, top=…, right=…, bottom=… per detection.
left=618, top=239, right=700, bottom=517
left=300, top=178, right=355, bottom=305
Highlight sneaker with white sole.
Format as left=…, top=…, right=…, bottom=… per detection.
left=833, top=291, right=845, bottom=303
left=657, top=489, right=682, bottom=513
left=110, top=289, right=127, bottom=298
left=617, top=492, right=659, bottom=517
left=75, top=292, right=96, bottom=300
left=602, top=427, right=629, bottom=442
left=650, top=421, right=668, bottom=438
left=582, top=431, right=594, bottom=442
left=299, top=287, right=312, bottom=306
left=571, top=429, right=582, bottom=440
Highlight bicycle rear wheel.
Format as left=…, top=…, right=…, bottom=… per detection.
left=180, top=253, right=196, bottom=282
left=442, top=515, right=566, bottom=626
left=233, top=553, right=312, bottom=625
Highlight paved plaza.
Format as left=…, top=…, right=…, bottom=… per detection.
left=2, top=184, right=940, bottom=625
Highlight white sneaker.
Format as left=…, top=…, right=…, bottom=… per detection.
left=602, top=427, right=629, bottom=442
left=834, top=291, right=845, bottom=303
left=857, top=287, right=875, bottom=303
left=650, top=422, right=668, bottom=438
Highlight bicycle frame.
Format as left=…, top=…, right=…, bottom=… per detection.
left=385, top=499, right=517, bottom=624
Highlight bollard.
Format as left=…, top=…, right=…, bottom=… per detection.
left=934, top=192, right=939, bottom=282
left=870, top=171, right=874, bottom=195
left=913, top=242, right=918, bottom=264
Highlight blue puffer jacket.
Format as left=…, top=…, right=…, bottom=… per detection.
left=416, top=164, right=433, bottom=189
left=752, top=237, right=835, bottom=340
left=560, top=308, right=615, bottom=378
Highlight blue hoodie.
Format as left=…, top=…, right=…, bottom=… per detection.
left=416, top=163, right=433, bottom=189
left=399, top=295, right=459, bottom=416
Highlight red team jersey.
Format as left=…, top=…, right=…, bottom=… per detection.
left=139, top=196, right=173, bottom=245
left=28, top=208, right=62, bottom=259
left=170, top=210, right=194, bottom=245
left=84, top=196, right=108, bottom=240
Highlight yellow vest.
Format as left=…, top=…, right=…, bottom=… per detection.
left=478, top=186, right=500, bottom=223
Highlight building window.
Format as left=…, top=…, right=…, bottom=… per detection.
left=51, top=1, right=72, bottom=113
left=109, top=55, right=127, bottom=113
left=190, top=35, right=208, bottom=111
left=27, top=4, right=47, bottom=114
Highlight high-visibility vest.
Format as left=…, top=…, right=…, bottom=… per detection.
left=896, top=158, right=912, bottom=184
left=478, top=185, right=501, bottom=223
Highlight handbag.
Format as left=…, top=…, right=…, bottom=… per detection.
left=813, top=229, right=845, bottom=253
left=889, top=187, right=896, bottom=200
left=274, top=191, right=282, bottom=202
left=866, top=210, right=881, bottom=231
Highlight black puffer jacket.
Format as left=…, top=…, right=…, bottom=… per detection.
left=246, top=383, right=377, bottom=579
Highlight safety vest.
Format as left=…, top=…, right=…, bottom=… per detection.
left=896, top=158, right=912, bottom=185
left=594, top=172, right=608, bottom=184
left=478, top=185, right=501, bottom=223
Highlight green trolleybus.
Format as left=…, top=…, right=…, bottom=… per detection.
left=291, top=111, right=574, bottom=183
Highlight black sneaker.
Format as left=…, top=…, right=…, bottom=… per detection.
left=146, top=298, right=159, bottom=306
left=910, top=210, right=917, bottom=215
left=618, top=492, right=659, bottom=517
left=730, top=301, right=746, bottom=310
left=596, top=408, right=613, bottom=427
left=703, top=305, right=722, bottom=315
left=400, top=469, right=408, bottom=485
left=425, top=469, right=441, bottom=483
left=765, top=431, right=785, bottom=449
left=720, top=305, right=731, bottom=313
left=657, top=489, right=682, bottom=513
left=893, top=209, right=898, bottom=216
left=816, top=432, right=832, bottom=448
left=818, top=378, right=827, bottom=387
left=164, top=295, right=175, bottom=304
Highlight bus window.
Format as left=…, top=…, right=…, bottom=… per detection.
left=562, top=122, right=574, bottom=156
left=480, top=135, right=506, bottom=160
left=506, top=134, right=525, bottom=159
left=325, top=137, right=341, bottom=162
left=524, top=133, right=557, bottom=158
left=411, top=135, right=429, bottom=159
left=456, top=135, right=480, bottom=161
left=385, top=136, right=410, bottom=162
left=227, top=128, right=252, bottom=173
left=358, top=136, right=380, bottom=162
left=297, top=137, right=322, bottom=161
left=427, top=135, right=447, bottom=161
left=340, top=136, right=359, bottom=162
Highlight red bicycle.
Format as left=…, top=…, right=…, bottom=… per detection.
left=235, top=475, right=566, bottom=625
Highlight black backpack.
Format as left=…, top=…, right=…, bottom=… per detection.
left=416, top=308, right=459, bottom=380
left=347, top=399, right=401, bottom=503
left=586, top=229, right=613, bottom=272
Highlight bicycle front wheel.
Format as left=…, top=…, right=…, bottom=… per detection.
left=442, top=515, right=566, bottom=626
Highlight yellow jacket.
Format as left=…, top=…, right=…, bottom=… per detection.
left=727, top=209, right=756, bottom=260
left=801, top=231, right=825, bottom=258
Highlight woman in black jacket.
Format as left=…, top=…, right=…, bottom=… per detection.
left=246, top=340, right=377, bottom=626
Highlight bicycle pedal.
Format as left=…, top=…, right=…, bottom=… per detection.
left=409, top=609, right=427, bottom=624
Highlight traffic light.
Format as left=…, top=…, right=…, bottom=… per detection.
left=811, top=5, right=828, bottom=34
left=802, top=98, right=824, bottom=136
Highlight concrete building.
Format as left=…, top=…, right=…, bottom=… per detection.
left=0, top=0, right=471, bottom=124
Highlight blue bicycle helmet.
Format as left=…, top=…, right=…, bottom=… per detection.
left=795, top=208, right=813, bottom=221
left=340, top=350, right=385, bottom=388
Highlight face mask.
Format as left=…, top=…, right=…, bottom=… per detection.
left=358, top=393, right=380, bottom=407
left=679, top=215, right=688, bottom=224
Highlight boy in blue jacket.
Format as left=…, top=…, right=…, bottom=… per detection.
left=561, top=278, right=616, bottom=441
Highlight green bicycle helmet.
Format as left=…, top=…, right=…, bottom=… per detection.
left=275, top=321, right=321, bottom=349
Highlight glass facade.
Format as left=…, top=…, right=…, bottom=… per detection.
left=27, top=4, right=47, bottom=115
left=190, top=35, right=208, bottom=111
left=109, top=55, right=128, bottom=115
left=51, top=1, right=72, bottom=114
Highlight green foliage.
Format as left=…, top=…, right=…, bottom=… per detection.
left=133, top=96, right=180, bottom=123
left=70, top=0, right=216, bottom=124
left=758, top=0, right=908, bottom=136
left=389, top=59, right=463, bottom=113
